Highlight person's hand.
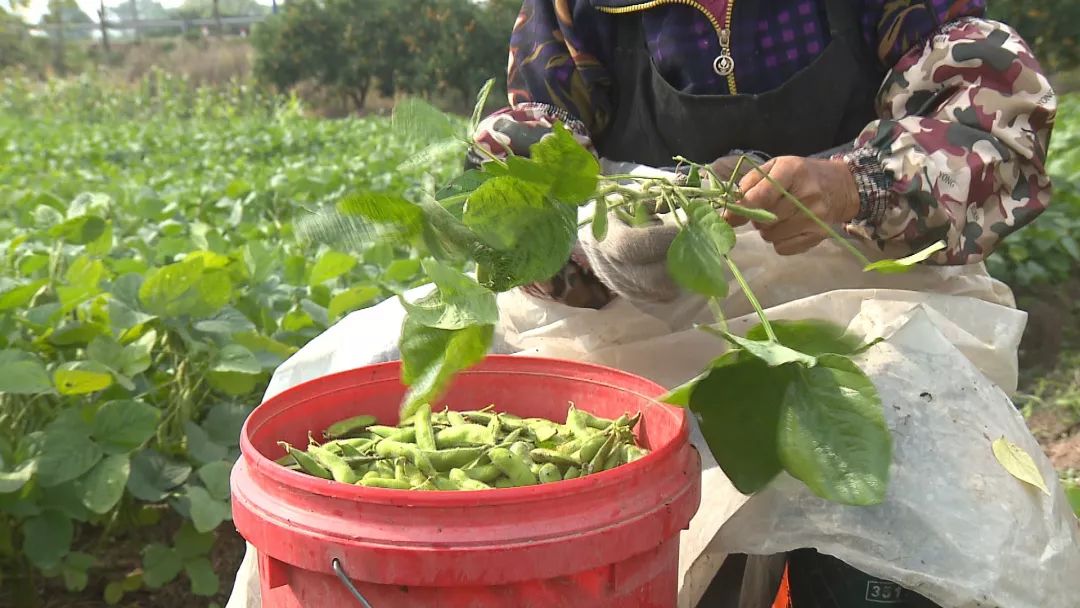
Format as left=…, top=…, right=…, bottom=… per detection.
left=709, top=152, right=766, bottom=184
left=578, top=210, right=681, bottom=303
left=723, top=156, right=860, bottom=256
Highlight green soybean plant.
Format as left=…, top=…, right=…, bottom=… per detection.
left=319, top=81, right=944, bottom=507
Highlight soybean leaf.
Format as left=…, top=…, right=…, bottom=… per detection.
left=328, top=285, right=381, bottom=321
left=718, top=331, right=817, bottom=367
left=121, top=329, right=156, bottom=376
left=174, top=523, right=215, bottom=559
left=414, top=194, right=488, bottom=263
left=139, top=259, right=232, bottom=318
left=399, top=139, right=469, bottom=173
left=336, top=193, right=424, bottom=232
left=463, top=177, right=577, bottom=289
left=54, top=361, right=114, bottom=395
left=435, top=170, right=491, bottom=206
left=107, top=298, right=155, bottom=335
left=22, top=511, right=73, bottom=569
left=661, top=351, right=739, bottom=407
left=309, top=251, right=357, bottom=286
left=863, top=241, right=947, bottom=274
left=198, top=461, right=233, bottom=502
left=0, top=350, right=52, bottom=394
left=399, top=318, right=493, bottom=420
left=203, top=403, right=250, bottom=447
left=992, top=437, right=1051, bottom=496
left=185, top=557, right=220, bottom=597
left=40, top=479, right=95, bottom=521
left=778, top=355, right=891, bottom=506
left=103, top=581, right=124, bottom=605
left=746, top=320, right=863, bottom=357
left=384, top=258, right=422, bottom=283
left=194, top=308, right=256, bottom=335
left=127, top=449, right=191, bottom=502
left=142, top=543, right=183, bottom=588
left=76, top=454, right=131, bottom=514
left=184, top=423, right=229, bottom=465
left=61, top=552, right=95, bottom=592
left=689, top=353, right=793, bottom=493
left=667, top=203, right=735, bottom=298
left=403, top=260, right=498, bottom=330
left=469, top=78, right=496, bottom=133
left=37, top=429, right=102, bottom=487
left=92, top=400, right=160, bottom=452
left=0, top=279, right=46, bottom=311
left=212, top=345, right=261, bottom=375
left=527, top=123, right=600, bottom=204
left=178, top=486, right=230, bottom=533
left=1064, top=483, right=1080, bottom=516
left=87, top=336, right=125, bottom=370
left=49, top=215, right=106, bottom=244
left=392, top=97, right=459, bottom=142
left=0, top=461, right=37, bottom=494
left=208, top=371, right=259, bottom=396
left=464, top=176, right=552, bottom=250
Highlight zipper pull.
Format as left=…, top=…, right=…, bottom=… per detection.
left=714, top=28, right=734, bottom=76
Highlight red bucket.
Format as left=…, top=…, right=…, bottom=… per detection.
left=231, top=356, right=702, bottom=608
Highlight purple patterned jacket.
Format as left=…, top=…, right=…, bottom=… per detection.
left=471, top=1, right=1056, bottom=307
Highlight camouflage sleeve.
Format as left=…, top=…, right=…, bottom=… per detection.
left=468, top=0, right=615, bottom=168
left=844, top=17, right=1057, bottom=265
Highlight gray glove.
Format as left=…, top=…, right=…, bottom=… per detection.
left=579, top=205, right=682, bottom=304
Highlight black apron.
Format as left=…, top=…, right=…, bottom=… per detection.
left=590, top=2, right=944, bottom=606
left=594, top=0, right=884, bottom=167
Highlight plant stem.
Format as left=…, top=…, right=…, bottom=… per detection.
left=708, top=297, right=729, bottom=332
left=747, top=165, right=872, bottom=266
left=723, top=254, right=776, bottom=341
left=470, top=143, right=508, bottom=169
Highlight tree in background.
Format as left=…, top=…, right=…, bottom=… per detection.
left=990, top=0, right=1080, bottom=74
left=0, top=7, right=39, bottom=71
left=252, top=0, right=518, bottom=111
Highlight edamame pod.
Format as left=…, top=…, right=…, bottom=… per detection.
left=375, top=439, right=417, bottom=460
left=447, top=410, right=467, bottom=426
left=435, top=424, right=493, bottom=448
left=462, top=464, right=501, bottom=483
left=587, top=434, right=616, bottom=474
left=576, top=435, right=608, bottom=463
left=323, top=414, right=378, bottom=439
left=414, top=404, right=437, bottom=451
left=566, top=406, right=593, bottom=439
left=279, top=442, right=332, bottom=479
left=334, top=441, right=365, bottom=460
left=563, top=466, right=580, bottom=480
left=308, top=445, right=358, bottom=484
left=578, top=410, right=615, bottom=430
left=625, top=445, right=649, bottom=463
left=524, top=419, right=559, bottom=442
left=602, top=444, right=625, bottom=472
left=529, top=448, right=580, bottom=468
left=509, top=441, right=532, bottom=460
left=423, top=447, right=486, bottom=471
left=449, top=468, right=492, bottom=491
left=488, top=447, right=537, bottom=486
left=496, top=428, right=524, bottom=447
left=368, top=426, right=416, bottom=442
left=358, top=477, right=412, bottom=490
left=494, top=478, right=515, bottom=489
left=537, top=463, right=561, bottom=484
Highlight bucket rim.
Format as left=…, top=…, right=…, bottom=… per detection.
left=239, top=355, right=689, bottom=506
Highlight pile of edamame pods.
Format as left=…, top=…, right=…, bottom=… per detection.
left=275, top=404, right=650, bottom=490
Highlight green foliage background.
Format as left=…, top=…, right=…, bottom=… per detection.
left=0, top=73, right=452, bottom=605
